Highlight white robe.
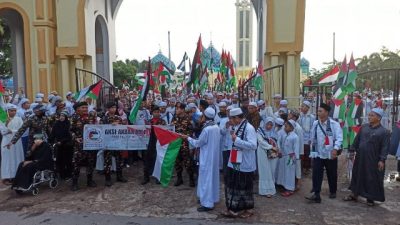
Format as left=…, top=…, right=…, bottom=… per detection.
left=257, top=133, right=277, bottom=195
left=275, top=131, right=299, bottom=191
left=1, top=117, right=25, bottom=179
left=188, top=123, right=221, bottom=208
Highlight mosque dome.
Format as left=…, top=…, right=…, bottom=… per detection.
left=300, top=57, right=310, bottom=67
left=151, top=50, right=176, bottom=73
left=204, top=43, right=221, bottom=69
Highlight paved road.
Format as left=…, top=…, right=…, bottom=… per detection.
left=0, top=211, right=274, bottom=225
left=0, top=155, right=399, bottom=225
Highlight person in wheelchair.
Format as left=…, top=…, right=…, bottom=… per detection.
left=12, top=133, right=53, bottom=191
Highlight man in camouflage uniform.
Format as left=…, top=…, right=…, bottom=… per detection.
left=8, top=104, right=50, bottom=157
left=101, top=102, right=128, bottom=187
left=172, top=103, right=195, bottom=187
left=70, top=102, right=98, bottom=191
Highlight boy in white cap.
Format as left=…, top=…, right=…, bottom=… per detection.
left=275, top=119, right=299, bottom=197
left=299, top=100, right=315, bottom=174
left=257, top=99, right=274, bottom=123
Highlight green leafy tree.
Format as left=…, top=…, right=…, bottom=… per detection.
left=112, top=59, right=148, bottom=89
left=0, top=19, right=12, bottom=79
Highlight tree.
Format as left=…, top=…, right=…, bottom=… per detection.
left=0, top=19, right=12, bottom=79
left=356, top=47, right=400, bottom=73
left=112, top=59, right=148, bottom=89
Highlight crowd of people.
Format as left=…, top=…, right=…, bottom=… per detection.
left=0, top=87, right=398, bottom=218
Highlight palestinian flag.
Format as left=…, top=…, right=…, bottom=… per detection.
left=188, top=35, right=203, bottom=90
left=332, top=99, right=343, bottom=119
left=0, top=81, right=7, bottom=123
left=333, top=86, right=346, bottom=100
left=157, top=63, right=172, bottom=86
left=344, top=54, right=357, bottom=92
left=349, top=97, right=362, bottom=118
left=349, top=125, right=361, bottom=146
left=152, top=126, right=183, bottom=187
left=74, top=80, right=103, bottom=102
left=336, top=56, right=348, bottom=87
left=254, top=61, right=263, bottom=91
left=319, top=65, right=340, bottom=84
left=129, top=58, right=151, bottom=124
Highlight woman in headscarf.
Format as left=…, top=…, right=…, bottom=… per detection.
left=12, top=133, right=53, bottom=190
left=1, top=104, right=25, bottom=185
left=49, top=110, right=72, bottom=179
left=257, top=117, right=279, bottom=197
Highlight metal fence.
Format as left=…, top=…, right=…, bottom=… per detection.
left=75, top=68, right=117, bottom=110
left=238, top=65, right=284, bottom=104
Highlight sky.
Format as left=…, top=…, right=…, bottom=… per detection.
left=115, top=0, right=400, bottom=71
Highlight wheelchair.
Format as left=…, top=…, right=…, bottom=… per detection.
left=13, top=143, right=59, bottom=196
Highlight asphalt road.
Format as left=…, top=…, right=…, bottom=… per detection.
left=0, top=211, right=275, bottom=225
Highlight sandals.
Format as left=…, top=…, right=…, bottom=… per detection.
left=239, top=211, right=254, bottom=218
left=281, top=191, right=294, bottom=197
left=343, top=195, right=358, bottom=202
left=221, top=210, right=239, bottom=218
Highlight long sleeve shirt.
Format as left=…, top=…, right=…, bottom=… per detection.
left=219, top=117, right=233, bottom=151
left=228, top=120, right=257, bottom=172
left=299, top=112, right=315, bottom=144
left=310, top=118, right=343, bottom=159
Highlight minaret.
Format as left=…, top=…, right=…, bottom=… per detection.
left=235, top=0, right=253, bottom=80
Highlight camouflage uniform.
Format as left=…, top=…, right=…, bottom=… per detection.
left=171, top=113, right=194, bottom=185
left=101, top=113, right=125, bottom=182
left=11, top=114, right=50, bottom=157
left=70, top=113, right=97, bottom=182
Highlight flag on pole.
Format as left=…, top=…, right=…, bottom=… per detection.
left=129, top=58, right=151, bottom=124
left=74, top=80, right=103, bottom=102
left=0, top=81, right=7, bottom=123
left=319, top=65, right=340, bottom=84
left=152, top=126, right=183, bottom=187
left=344, top=54, right=357, bottom=92
left=177, top=52, right=188, bottom=72
left=254, top=61, right=263, bottom=91
left=188, top=35, right=203, bottom=90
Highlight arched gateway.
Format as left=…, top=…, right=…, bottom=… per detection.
left=0, top=0, right=122, bottom=100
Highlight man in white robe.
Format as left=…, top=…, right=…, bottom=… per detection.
left=183, top=107, right=221, bottom=212
left=1, top=104, right=24, bottom=184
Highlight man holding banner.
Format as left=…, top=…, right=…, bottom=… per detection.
left=101, top=102, right=128, bottom=187
left=70, top=102, right=98, bottom=191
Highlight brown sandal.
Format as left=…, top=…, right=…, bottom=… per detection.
left=221, top=210, right=238, bottom=218
left=238, top=211, right=254, bottom=218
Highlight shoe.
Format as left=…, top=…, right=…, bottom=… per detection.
left=197, top=206, right=213, bottom=212
left=105, top=179, right=113, bottom=187
left=174, top=175, right=183, bottom=186
left=141, top=177, right=150, bottom=185
left=155, top=180, right=161, bottom=185
left=87, top=180, right=97, bottom=188
left=367, top=199, right=375, bottom=206
left=396, top=176, right=400, bottom=182
left=329, top=193, right=336, bottom=199
left=305, top=194, right=321, bottom=203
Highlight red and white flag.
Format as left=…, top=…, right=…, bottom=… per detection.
left=319, top=66, right=340, bottom=84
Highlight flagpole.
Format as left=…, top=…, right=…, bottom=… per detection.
left=168, top=31, right=171, bottom=61
left=333, top=32, right=336, bottom=65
